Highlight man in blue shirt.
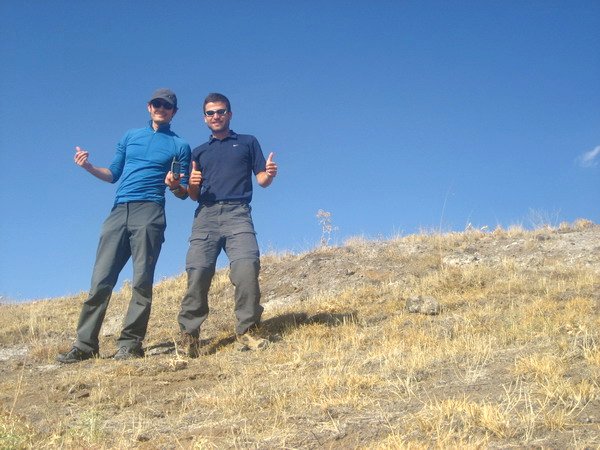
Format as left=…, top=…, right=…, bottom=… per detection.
left=57, top=88, right=191, bottom=363
left=178, top=93, right=278, bottom=356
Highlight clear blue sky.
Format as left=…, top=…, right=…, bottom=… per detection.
left=1, top=1, right=598, bottom=301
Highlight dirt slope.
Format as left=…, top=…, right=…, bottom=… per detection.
left=1, top=223, right=599, bottom=448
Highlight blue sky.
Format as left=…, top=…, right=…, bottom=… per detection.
left=1, top=1, right=598, bottom=301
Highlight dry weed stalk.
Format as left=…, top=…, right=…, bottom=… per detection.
left=316, top=209, right=338, bottom=246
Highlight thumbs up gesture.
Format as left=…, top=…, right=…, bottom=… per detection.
left=265, top=152, right=277, bottom=178
left=189, top=160, right=203, bottom=186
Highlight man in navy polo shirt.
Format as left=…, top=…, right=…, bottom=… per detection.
left=178, top=92, right=278, bottom=355
left=57, top=88, right=191, bottom=363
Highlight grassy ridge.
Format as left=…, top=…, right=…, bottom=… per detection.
left=1, top=220, right=599, bottom=448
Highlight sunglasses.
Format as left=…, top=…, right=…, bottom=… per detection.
left=204, top=109, right=228, bottom=117
left=150, top=99, right=174, bottom=110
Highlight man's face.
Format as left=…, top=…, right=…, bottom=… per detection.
left=204, top=101, right=231, bottom=134
left=147, top=99, right=176, bottom=126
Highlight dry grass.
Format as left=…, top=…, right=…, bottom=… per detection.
left=0, top=221, right=599, bottom=448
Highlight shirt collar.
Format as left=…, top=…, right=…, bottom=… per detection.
left=209, top=130, right=237, bottom=143
left=148, top=121, right=171, bottom=133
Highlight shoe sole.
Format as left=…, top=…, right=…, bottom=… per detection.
left=56, top=356, right=98, bottom=364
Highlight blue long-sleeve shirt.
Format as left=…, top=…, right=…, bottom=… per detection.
left=109, top=122, right=191, bottom=206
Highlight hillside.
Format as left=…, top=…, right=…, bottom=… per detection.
left=1, top=220, right=599, bottom=448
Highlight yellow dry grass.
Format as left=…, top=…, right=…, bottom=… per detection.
left=0, top=220, right=598, bottom=448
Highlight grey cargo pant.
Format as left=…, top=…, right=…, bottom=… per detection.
left=178, top=202, right=262, bottom=336
left=75, top=202, right=166, bottom=353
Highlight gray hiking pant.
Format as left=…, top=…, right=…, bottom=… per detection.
left=178, top=202, right=262, bottom=336
left=74, top=202, right=166, bottom=353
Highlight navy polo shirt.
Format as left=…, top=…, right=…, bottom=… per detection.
left=192, top=131, right=267, bottom=204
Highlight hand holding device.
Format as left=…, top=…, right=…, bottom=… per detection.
left=171, top=157, right=181, bottom=180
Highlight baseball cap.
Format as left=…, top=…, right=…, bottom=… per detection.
left=149, top=88, right=178, bottom=108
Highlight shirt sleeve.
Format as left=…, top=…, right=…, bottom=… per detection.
left=108, top=131, right=129, bottom=183
left=251, top=136, right=267, bottom=175
left=178, top=142, right=192, bottom=187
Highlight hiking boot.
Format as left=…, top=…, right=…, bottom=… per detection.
left=113, top=345, right=144, bottom=360
left=180, top=332, right=201, bottom=358
left=236, top=332, right=269, bottom=351
left=56, top=346, right=99, bottom=364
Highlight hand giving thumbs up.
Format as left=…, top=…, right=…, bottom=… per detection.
left=265, top=152, right=277, bottom=178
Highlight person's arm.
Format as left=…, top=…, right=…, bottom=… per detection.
left=166, top=144, right=193, bottom=200
left=256, top=152, right=277, bottom=188
left=165, top=171, right=188, bottom=199
left=74, top=146, right=113, bottom=182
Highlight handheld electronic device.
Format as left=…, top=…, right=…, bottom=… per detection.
left=171, top=158, right=181, bottom=180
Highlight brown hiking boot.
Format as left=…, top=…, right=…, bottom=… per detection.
left=236, top=332, right=269, bottom=351
left=179, top=333, right=201, bottom=358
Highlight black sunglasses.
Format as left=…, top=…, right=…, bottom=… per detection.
left=150, top=99, right=174, bottom=110
left=204, top=109, right=228, bottom=117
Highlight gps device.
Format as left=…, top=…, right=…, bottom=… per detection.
left=171, top=158, right=181, bottom=180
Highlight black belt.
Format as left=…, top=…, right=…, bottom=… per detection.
left=202, top=200, right=248, bottom=206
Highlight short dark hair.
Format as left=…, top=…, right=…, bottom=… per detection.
left=204, top=93, right=231, bottom=112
